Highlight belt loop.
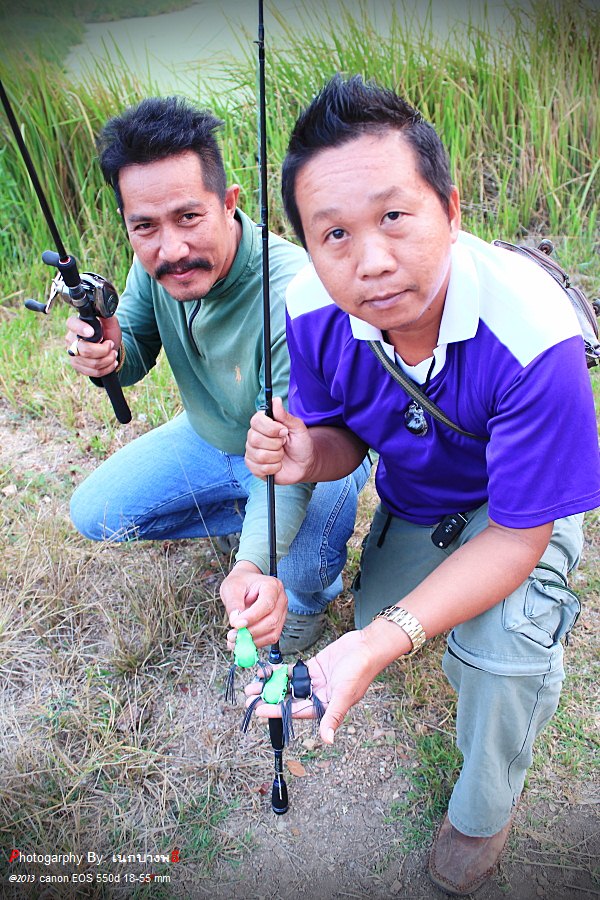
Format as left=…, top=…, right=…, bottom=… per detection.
left=376, top=512, right=393, bottom=548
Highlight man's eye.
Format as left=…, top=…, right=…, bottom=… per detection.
left=385, top=211, right=402, bottom=222
left=181, top=213, right=198, bottom=222
left=327, top=228, right=346, bottom=241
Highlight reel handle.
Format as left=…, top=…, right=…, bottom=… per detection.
left=25, top=299, right=49, bottom=314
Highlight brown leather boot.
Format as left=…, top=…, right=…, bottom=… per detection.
left=428, top=813, right=512, bottom=895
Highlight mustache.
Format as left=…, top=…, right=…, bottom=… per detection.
left=155, top=258, right=214, bottom=278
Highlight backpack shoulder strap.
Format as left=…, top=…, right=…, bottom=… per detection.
left=367, top=341, right=487, bottom=442
left=492, top=239, right=600, bottom=368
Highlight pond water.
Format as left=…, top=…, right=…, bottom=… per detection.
left=66, top=0, right=532, bottom=95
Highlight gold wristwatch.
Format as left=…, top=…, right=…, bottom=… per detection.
left=373, top=605, right=427, bottom=656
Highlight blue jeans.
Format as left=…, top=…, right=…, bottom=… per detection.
left=70, top=412, right=371, bottom=615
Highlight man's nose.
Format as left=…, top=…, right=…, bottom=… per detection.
left=356, top=234, right=396, bottom=279
left=158, top=226, right=189, bottom=261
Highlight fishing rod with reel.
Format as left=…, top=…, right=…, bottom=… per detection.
left=0, top=78, right=132, bottom=425
left=226, top=0, right=326, bottom=817
left=256, top=0, right=288, bottom=815
left=225, top=0, right=289, bottom=816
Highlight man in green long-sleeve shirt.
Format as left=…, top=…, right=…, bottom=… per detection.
left=65, top=96, right=369, bottom=653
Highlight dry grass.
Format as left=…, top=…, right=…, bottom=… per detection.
left=0, top=438, right=256, bottom=893
left=2, top=410, right=597, bottom=898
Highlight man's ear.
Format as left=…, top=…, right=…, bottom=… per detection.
left=224, top=184, right=240, bottom=217
left=116, top=207, right=129, bottom=236
left=448, top=185, right=461, bottom=241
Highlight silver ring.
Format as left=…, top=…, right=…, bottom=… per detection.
left=68, top=338, right=80, bottom=357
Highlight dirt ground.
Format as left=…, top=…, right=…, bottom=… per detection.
left=175, top=657, right=600, bottom=900
left=1, top=400, right=598, bottom=899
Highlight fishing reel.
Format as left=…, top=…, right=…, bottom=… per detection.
left=51, top=269, right=118, bottom=317
left=25, top=250, right=119, bottom=318
left=24, top=249, right=132, bottom=424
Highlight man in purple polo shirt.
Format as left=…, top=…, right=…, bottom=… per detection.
left=238, top=76, right=600, bottom=894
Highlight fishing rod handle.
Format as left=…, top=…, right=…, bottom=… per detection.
left=42, top=250, right=86, bottom=304
left=269, top=718, right=289, bottom=815
left=99, top=370, right=133, bottom=424
left=76, top=311, right=132, bottom=424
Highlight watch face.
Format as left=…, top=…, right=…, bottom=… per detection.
left=378, top=605, right=395, bottom=615
left=380, top=605, right=401, bottom=618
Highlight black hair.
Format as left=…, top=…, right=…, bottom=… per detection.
left=96, top=96, right=226, bottom=210
left=282, top=74, right=453, bottom=247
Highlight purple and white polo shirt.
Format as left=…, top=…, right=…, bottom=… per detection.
left=285, top=231, right=600, bottom=527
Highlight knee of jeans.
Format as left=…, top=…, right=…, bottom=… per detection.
left=70, top=490, right=119, bottom=542
left=279, top=549, right=346, bottom=595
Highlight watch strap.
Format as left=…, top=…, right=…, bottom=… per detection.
left=373, top=605, right=427, bottom=656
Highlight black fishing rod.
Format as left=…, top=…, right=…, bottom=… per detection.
left=0, top=78, right=131, bottom=424
left=257, top=0, right=288, bottom=816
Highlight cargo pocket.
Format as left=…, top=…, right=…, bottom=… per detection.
left=502, top=562, right=581, bottom=648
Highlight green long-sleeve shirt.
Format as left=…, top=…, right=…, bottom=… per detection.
left=115, top=208, right=313, bottom=572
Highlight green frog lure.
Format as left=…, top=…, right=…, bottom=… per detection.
left=228, top=627, right=326, bottom=747
left=225, top=627, right=267, bottom=702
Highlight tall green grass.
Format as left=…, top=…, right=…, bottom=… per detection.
left=2, top=1, right=598, bottom=281
left=220, top=0, right=599, bottom=247
left=0, top=0, right=598, bottom=426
